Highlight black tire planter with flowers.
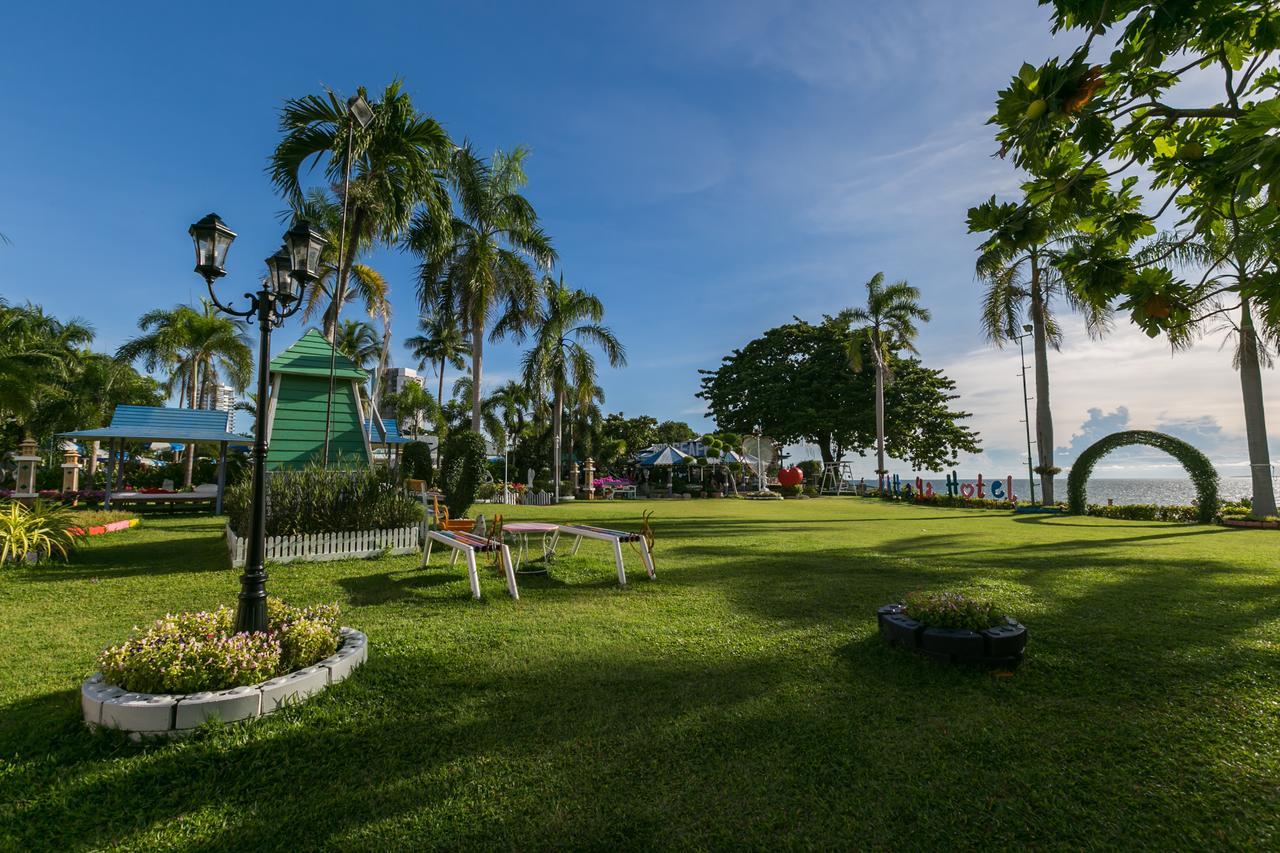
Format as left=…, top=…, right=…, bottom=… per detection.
left=877, top=604, right=1027, bottom=668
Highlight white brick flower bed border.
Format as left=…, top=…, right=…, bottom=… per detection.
left=81, top=628, right=367, bottom=739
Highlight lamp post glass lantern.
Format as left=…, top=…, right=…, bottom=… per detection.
left=190, top=213, right=326, bottom=633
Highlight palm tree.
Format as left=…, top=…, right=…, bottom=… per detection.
left=331, top=319, right=382, bottom=373
left=1145, top=212, right=1279, bottom=516
left=521, top=275, right=626, bottom=501
left=973, top=204, right=1107, bottom=505
left=269, top=81, right=452, bottom=341
left=117, top=301, right=251, bottom=486
left=0, top=301, right=93, bottom=431
left=845, top=273, right=930, bottom=491
left=413, top=145, right=556, bottom=432
left=405, top=308, right=470, bottom=410
left=289, top=189, right=394, bottom=338
left=450, top=375, right=508, bottom=449
left=386, top=381, right=440, bottom=441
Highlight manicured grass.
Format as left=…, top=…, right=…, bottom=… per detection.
left=2, top=499, right=1277, bottom=849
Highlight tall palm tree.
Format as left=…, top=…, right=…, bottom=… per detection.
left=973, top=204, right=1107, bottom=505
left=117, top=301, right=251, bottom=486
left=845, top=273, right=930, bottom=490
left=269, top=81, right=452, bottom=341
left=413, top=145, right=556, bottom=432
left=1145, top=212, right=1279, bottom=516
left=521, top=275, right=626, bottom=501
left=450, top=375, right=508, bottom=450
left=290, top=189, right=394, bottom=336
left=405, top=308, right=470, bottom=410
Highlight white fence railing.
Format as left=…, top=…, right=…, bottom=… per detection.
left=480, top=490, right=555, bottom=506
left=225, top=523, right=420, bottom=567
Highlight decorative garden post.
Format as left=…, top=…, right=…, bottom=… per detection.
left=13, top=437, right=39, bottom=498
left=585, top=458, right=595, bottom=500
left=570, top=460, right=580, bottom=496
left=61, top=446, right=81, bottom=493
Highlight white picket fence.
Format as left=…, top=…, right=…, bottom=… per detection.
left=479, top=490, right=556, bottom=506
left=225, top=523, right=420, bottom=567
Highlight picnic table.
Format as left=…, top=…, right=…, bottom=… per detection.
left=502, top=521, right=559, bottom=573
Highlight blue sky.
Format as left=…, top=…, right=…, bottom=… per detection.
left=2, top=1, right=1274, bottom=480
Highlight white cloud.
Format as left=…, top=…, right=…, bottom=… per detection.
left=933, top=315, right=1279, bottom=477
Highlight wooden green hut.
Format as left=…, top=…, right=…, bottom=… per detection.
left=265, top=330, right=373, bottom=470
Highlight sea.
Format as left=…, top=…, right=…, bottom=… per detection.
left=902, top=476, right=1276, bottom=506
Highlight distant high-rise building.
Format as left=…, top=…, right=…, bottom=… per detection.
left=379, top=367, right=422, bottom=410
left=200, top=383, right=238, bottom=430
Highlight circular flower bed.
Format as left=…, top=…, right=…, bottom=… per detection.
left=82, top=598, right=366, bottom=738
left=877, top=591, right=1026, bottom=668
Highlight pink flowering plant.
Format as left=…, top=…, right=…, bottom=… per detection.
left=97, top=598, right=342, bottom=694
left=903, top=591, right=1003, bottom=632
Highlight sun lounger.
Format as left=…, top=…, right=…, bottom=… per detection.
left=552, top=524, right=656, bottom=586
left=420, top=528, right=519, bottom=600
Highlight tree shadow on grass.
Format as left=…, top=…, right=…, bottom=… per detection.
left=22, top=539, right=232, bottom=582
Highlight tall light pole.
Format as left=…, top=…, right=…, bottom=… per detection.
left=190, top=213, right=327, bottom=633
left=1013, top=324, right=1038, bottom=506
left=322, top=93, right=375, bottom=467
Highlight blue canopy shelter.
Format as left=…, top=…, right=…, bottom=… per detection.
left=60, top=405, right=251, bottom=512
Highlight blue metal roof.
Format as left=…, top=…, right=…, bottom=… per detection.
left=60, top=405, right=252, bottom=443
left=364, top=418, right=413, bottom=445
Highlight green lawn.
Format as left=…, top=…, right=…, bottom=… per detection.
left=2, top=498, right=1277, bottom=849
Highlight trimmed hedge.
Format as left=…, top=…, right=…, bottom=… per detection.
left=1066, top=430, right=1219, bottom=523
left=440, top=430, right=487, bottom=519
left=1086, top=503, right=1202, bottom=522
left=401, top=441, right=434, bottom=485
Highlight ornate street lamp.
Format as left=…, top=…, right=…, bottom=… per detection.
left=189, top=213, right=326, bottom=633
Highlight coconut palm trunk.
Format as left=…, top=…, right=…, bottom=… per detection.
left=183, top=359, right=199, bottom=487
left=874, top=355, right=887, bottom=491
left=470, top=309, right=485, bottom=432
left=552, top=386, right=564, bottom=501
left=1030, top=256, right=1055, bottom=504
left=1238, top=295, right=1276, bottom=516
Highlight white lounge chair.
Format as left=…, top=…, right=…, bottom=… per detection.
left=420, top=528, right=519, bottom=600
left=552, top=523, right=656, bottom=586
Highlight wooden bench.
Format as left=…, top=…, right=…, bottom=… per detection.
left=552, top=523, right=656, bottom=586
left=420, top=528, right=519, bottom=600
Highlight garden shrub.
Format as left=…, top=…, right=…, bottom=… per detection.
left=0, top=500, right=78, bottom=565
left=98, top=598, right=342, bottom=694
left=225, top=465, right=420, bottom=537
left=1086, top=503, right=1201, bottom=522
left=401, top=441, right=433, bottom=485
left=798, top=460, right=822, bottom=482
left=440, top=430, right=487, bottom=518
left=903, top=591, right=1003, bottom=632
left=476, top=482, right=497, bottom=500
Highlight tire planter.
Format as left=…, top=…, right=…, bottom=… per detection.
left=877, top=604, right=1026, bottom=668
left=81, top=628, right=367, bottom=740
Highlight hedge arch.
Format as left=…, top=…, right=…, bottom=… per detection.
left=1066, top=430, right=1219, bottom=523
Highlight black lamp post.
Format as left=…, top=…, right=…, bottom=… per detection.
left=1013, top=323, right=1039, bottom=506
left=189, top=213, right=327, bottom=633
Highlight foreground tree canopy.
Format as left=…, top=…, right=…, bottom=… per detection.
left=697, top=316, right=981, bottom=468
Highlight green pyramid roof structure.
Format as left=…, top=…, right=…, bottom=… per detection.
left=269, top=329, right=367, bottom=381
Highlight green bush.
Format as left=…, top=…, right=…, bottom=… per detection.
left=401, top=441, right=434, bottom=485
left=798, top=460, right=822, bottom=482
left=476, top=482, right=497, bottom=500
left=225, top=465, right=420, bottom=537
left=98, top=598, right=342, bottom=694
left=1086, top=503, right=1201, bottom=522
left=1, top=500, right=78, bottom=565
left=903, top=591, right=1003, bottom=631
left=440, top=430, right=487, bottom=519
